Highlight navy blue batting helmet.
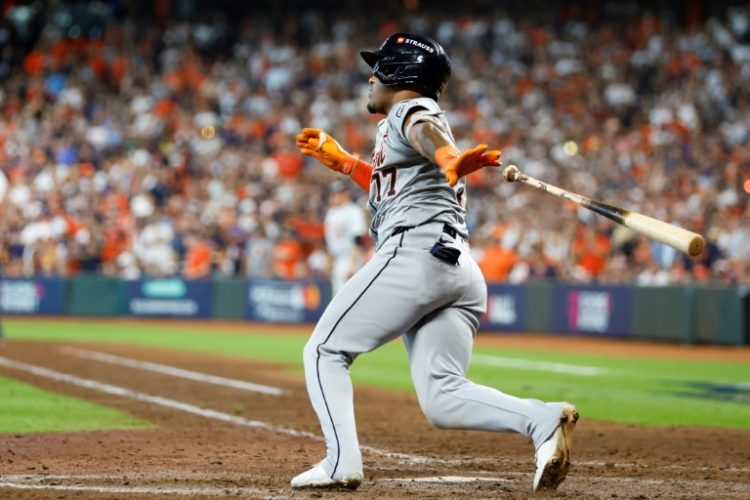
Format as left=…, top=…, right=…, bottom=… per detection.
left=360, top=33, right=452, bottom=101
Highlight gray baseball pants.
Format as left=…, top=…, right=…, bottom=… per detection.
left=302, top=221, right=565, bottom=478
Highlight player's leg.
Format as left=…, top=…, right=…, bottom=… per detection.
left=404, top=305, right=565, bottom=447
left=403, top=254, right=577, bottom=490
left=293, top=233, right=430, bottom=488
left=402, top=245, right=565, bottom=444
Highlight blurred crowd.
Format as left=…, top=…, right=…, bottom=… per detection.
left=0, top=1, right=749, bottom=285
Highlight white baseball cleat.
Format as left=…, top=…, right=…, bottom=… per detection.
left=532, top=403, right=579, bottom=492
left=290, top=461, right=363, bottom=490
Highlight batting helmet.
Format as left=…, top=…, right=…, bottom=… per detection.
left=360, top=33, right=452, bottom=101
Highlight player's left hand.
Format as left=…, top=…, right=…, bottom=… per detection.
left=442, top=144, right=502, bottom=186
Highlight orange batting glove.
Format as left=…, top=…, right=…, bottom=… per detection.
left=296, top=128, right=372, bottom=191
left=434, top=144, right=502, bottom=186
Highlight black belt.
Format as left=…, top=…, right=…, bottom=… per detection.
left=391, top=223, right=458, bottom=238
left=442, top=224, right=458, bottom=238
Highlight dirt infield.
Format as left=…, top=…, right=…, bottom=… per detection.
left=0, top=320, right=749, bottom=499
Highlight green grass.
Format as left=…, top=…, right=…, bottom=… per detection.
left=0, top=375, right=151, bottom=433
left=464, top=349, right=750, bottom=428
left=3, top=318, right=750, bottom=429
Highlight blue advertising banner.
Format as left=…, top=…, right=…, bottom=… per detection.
left=481, top=284, right=526, bottom=331
left=127, top=278, right=211, bottom=318
left=552, top=285, right=632, bottom=337
left=246, top=279, right=329, bottom=323
left=0, top=277, right=66, bottom=315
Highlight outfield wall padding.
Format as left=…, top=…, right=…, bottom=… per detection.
left=67, top=274, right=128, bottom=316
left=692, top=286, right=746, bottom=345
left=126, top=278, right=212, bottom=318
left=3, top=274, right=745, bottom=345
left=0, top=277, right=66, bottom=314
left=212, top=277, right=247, bottom=319
left=482, top=284, right=528, bottom=331
left=245, top=279, right=330, bottom=323
left=551, top=284, right=633, bottom=337
left=631, top=286, right=694, bottom=342
left=524, top=282, right=554, bottom=333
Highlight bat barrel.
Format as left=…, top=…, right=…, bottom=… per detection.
left=621, top=212, right=705, bottom=256
left=506, top=166, right=705, bottom=257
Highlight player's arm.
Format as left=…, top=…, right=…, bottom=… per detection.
left=296, top=128, right=372, bottom=192
left=404, top=112, right=502, bottom=186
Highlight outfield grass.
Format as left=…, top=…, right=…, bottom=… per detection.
left=3, top=318, right=750, bottom=429
left=0, top=375, right=152, bottom=433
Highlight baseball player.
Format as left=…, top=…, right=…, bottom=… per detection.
left=324, top=181, right=368, bottom=295
left=293, top=32, right=578, bottom=493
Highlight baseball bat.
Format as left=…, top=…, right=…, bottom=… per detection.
left=502, top=165, right=705, bottom=257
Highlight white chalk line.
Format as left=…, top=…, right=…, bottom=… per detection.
left=384, top=475, right=509, bottom=483
left=0, top=475, right=281, bottom=497
left=60, top=347, right=286, bottom=396
left=0, top=481, right=283, bottom=498
left=471, top=354, right=750, bottom=391
left=471, top=354, right=608, bottom=376
left=0, top=356, right=317, bottom=439
left=377, top=459, right=750, bottom=474
left=575, top=460, right=750, bottom=473
left=0, top=356, right=429, bottom=463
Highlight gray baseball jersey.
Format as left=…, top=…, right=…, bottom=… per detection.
left=367, top=97, right=468, bottom=247
left=297, top=98, right=569, bottom=483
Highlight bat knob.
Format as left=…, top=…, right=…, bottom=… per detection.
left=503, top=165, right=520, bottom=182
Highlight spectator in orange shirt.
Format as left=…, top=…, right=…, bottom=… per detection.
left=183, top=233, right=214, bottom=279
left=272, top=229, right=306, bottom=280
left=571, top=224, right=611, bottom=281
left=476, top=235, right=518, bottom=283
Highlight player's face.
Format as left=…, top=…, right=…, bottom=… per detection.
left=366, top=76, right=389, bottom=114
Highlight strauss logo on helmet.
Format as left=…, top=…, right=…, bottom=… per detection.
left=395, top=36, right=435, bottom=53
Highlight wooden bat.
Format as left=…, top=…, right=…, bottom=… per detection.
left=502, top=165, right=705, bottom=257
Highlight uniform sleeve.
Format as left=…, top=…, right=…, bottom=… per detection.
left=390, top=98, right=442, bottom=142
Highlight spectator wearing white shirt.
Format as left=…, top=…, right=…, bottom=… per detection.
left=324, top=182, right=367, bottom=295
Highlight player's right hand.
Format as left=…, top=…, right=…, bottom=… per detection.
left=296, top=128, right=359, bottom=175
